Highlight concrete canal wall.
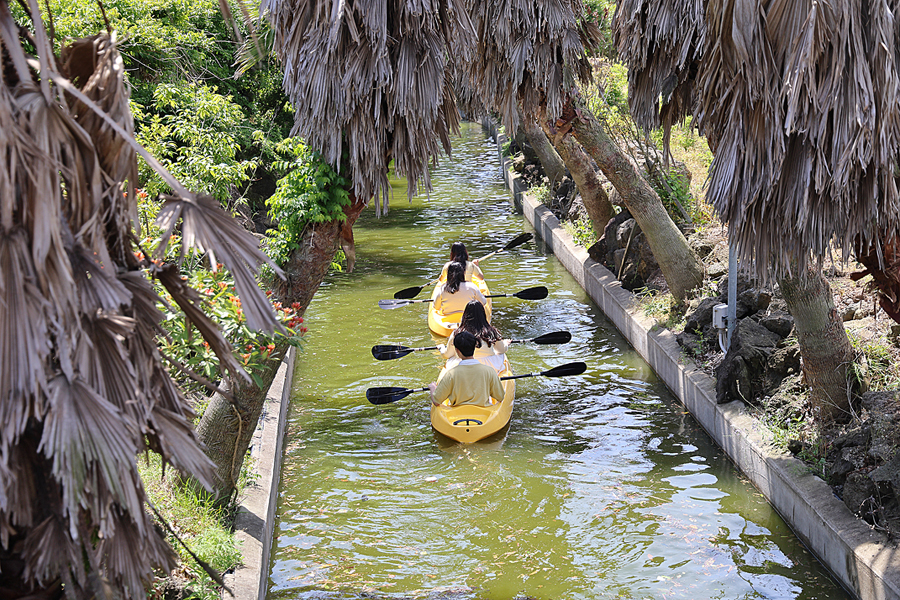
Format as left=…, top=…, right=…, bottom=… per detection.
left=481, top=120, right=900, bottom=600
left=225, top=346, right=295, bottom=599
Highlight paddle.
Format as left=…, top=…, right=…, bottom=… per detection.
left=379, top=286, right=548, bottom=310
left=365, top=361, right=588, bottom=404
left=393, top=233, right=534, bottom=299
left=372, top=330, right=572, bottom=360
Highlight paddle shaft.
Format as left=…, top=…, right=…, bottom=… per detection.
left=392, top=234, right=532, bottom=299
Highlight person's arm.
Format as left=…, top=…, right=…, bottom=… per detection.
left=489, top=372, right=504, bottom=401
left=493, top=339, right=510, bottom=354
left=439, top=332, right=457, bottom=358
left=471, top=261, right=484, bottom=280
left=433, top=285, right=445, bottom=312
left=473, top=286, right=487, bottom=305
left=431, top=375, right=453, bottom=406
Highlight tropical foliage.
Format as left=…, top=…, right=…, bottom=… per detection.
left=264, top=138, right=352, bottom=266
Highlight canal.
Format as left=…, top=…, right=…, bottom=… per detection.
left=267, top=123, right=848, bottom=599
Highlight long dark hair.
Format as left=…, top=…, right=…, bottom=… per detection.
left=445, top=261, right=465, bottom=293
left=450, top=242, right=469, bottom=264
left=458, top=300, right=501, bottom=346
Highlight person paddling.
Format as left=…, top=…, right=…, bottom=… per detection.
left=439, top=300, right=509, bottom=373
left=433, top=261, right=489, bottom=318
left=439, top=242, right=484, bottom=282
left=429, top=331, right=504, bottom=407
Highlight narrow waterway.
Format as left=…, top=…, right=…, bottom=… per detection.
left=267, top=123, right=849, bottom=600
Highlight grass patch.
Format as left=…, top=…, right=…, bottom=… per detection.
left=849, top=334, right=900, bottom=392
left=142, top=454, right=243, bottom=600
left=633, top=288, right=687, bottom=331
left=563, top=217, right=598, bottom=247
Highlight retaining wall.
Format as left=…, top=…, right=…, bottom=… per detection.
left=483, top=119, right=900, bottom=600
left=225, top=346, right=296, bottom=599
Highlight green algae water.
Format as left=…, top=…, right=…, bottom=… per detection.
left=267, top=123, right=849, bottom=600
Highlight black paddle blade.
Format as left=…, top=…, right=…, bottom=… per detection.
left=512, top=286, right=549, bottom=300
left=503, top=232, right=533, bottom=250
left=542, top=362, right=587, bottom=377
left=371, top=345, right=413, bottom=360
left=393, top=285, right=425, bottom=300
left=531, top=331, right=572, bottom=345
left=366, top=386, right=425, bottom=405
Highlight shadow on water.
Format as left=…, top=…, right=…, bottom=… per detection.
left=268, top=123, right=850, bottom=600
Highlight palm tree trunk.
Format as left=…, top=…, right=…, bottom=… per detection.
left=196, top=195, right=366, bottom=501
left=541, top=121, right=614, bottom=234
left=549, top=98, right=704, bottom=301
left=779, top=267, right=856, bottom=423
left=523, top=118, right=567, bottom=185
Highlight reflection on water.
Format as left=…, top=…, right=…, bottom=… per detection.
left=268, top=123, right=848, bottom=599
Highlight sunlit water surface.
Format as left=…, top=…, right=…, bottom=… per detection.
left=267, top=123, right=848, bottom=600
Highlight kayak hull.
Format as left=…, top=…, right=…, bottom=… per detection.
left=430, top=362, right=515, bottom=443
left=427, top=275, right=492, bottom=337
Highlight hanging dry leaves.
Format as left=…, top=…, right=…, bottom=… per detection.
left=615, top=0, right=900, bottom=320
left=0, top=2, right=279, bottom=596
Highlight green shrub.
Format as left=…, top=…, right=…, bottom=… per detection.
left=264, top=138, right=352, bottom=267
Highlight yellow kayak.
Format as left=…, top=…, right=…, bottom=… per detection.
left=427, top=275, right=492, bottom=337
left=430, top=360, right=515, bottom=443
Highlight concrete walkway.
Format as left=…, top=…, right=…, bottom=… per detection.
left=482, top=120, right=900, bottom=600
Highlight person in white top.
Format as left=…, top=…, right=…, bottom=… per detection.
left=439, top=300, right=510, bottom=373
left=433, top=262, right=488, bottom=317
left=439, top=242, right=485, bottom=282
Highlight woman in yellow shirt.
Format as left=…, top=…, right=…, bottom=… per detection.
left=433, top=262, right=488, bottom=318
left=439, top=300, right=509, bottom=373
left=439, top=242, right=484, bottom=282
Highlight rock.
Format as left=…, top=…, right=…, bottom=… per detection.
left=759, top=311, right=794, bottom=338
left=603, top=210, right=632, bottom=256
left=616, top=219, right=640, bottom=248
left=566, top=195, right=588, bottom=223
left=828, top=447, right=868, bottom=485
left=684, top=297, right=721, bottom=335
left=511, top=154, right=527, bottom=173
left=736, top=288, right=771, bottom=319
left=587, top=238, right=607, bottom=264
left=690, top=238, right=715, bottom=259
left=707, top=262, right=728, bottom=279
left=764, top=345, right=802, bottom=394
left=635, top=233, right=660, bottom=281
left=717, top=274, right=756, bottom=301
left=843, top=472, right=879, bottom=524
left=715, top=318, right=783, bottom=404
left=833, top=427, right=871, bottom=450
left=871, top=454, right=900, bottom=499
left=677, top=331, right=704, bottom=356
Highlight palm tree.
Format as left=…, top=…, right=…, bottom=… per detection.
left=0, top=4, right=278, bottom=596
left=465, top=0, right=705, bottom=301
left=187, top=0, right=479, bottom=500
left=612, top=0, right=900, bottom=420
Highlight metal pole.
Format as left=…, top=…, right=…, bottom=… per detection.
left=727, top=243, right=737, bottom=349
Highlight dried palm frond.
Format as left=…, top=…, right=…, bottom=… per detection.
left=616, top=0, right=900, bottom=300
left=261, top=0, right=476, bottom=214
left=466, top=0, right=600, bottom=133
left=0, top=2, right=280, bottom=596
left=613, top=0, right=705, bottom=147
